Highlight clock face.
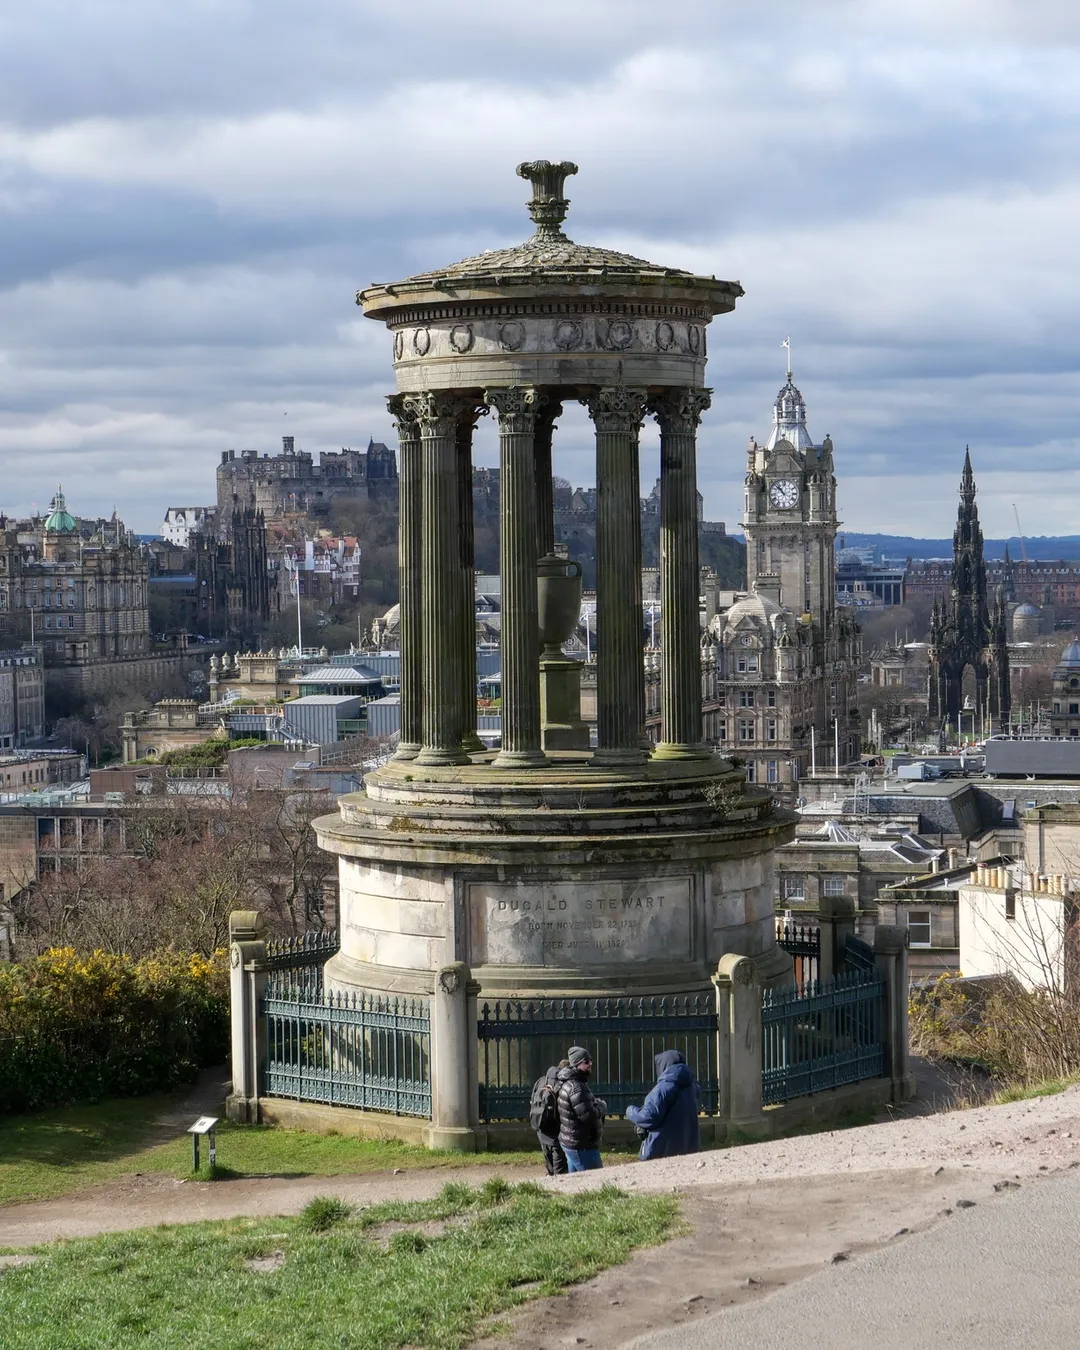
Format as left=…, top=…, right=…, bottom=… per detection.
left=769, top=478, right=800, bottom=509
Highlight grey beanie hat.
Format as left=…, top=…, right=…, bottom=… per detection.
left=567, top=1045, right=591, bottom=1067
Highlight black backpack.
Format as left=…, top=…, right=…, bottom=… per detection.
left=529, top=1074, right=560, bottom=1137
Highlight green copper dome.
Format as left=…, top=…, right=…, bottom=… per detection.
left=44, top=486, right=77, bottom=534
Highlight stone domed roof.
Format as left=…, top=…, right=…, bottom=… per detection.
left=359, top=161, right=742, bottom=313
left=1059, top=640, right=1080, bottom=668
left=724, top=592, right=785, bottom=627
left=44, top=486, right=76, bottom=534
left=1014, top=602, right=1039, bottom=617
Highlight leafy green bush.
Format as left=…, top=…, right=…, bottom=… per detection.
left=0, top=948, right=229, bottom=1113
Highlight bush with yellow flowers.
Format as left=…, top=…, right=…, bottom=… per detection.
left=0, top=948, right=229, bottom=1113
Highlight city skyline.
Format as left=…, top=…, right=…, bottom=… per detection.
left=1, top=3, right=1078, bottom=535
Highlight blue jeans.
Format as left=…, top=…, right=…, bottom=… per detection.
left=564, top=1147, right=603, bottom=1173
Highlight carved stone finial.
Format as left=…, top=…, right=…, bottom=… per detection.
left=516, top=160, right=579, bottom=238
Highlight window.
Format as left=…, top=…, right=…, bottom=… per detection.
left=767, top=690, right=776, bottom=707
left=717, top=723, right=727, bottom=741
left=745, top=760, right=756, bottom=783
left=1005, top=891, right=1016, bottom=921
left=1070, top=704, right=1078, bottom=716
left=748, top=657, right=758, bottom=673
left=782, top=874, right=805, bottom=902
left=766, top=759, right=778, bottom=783
left=737, top=657, right=747, bottom=673
left=738, top=719, right=754, bottom=742
left=822, top=875, right=846, bottom=897
left=1055, top=703, right=1061, bottom=714
left=907, top=910, right=932, bottom=947
left=739, top=690, right=755, bottom=708
left=766, top=718, right=777, bottom=742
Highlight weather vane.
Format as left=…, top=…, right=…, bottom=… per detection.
left=782, top=336, right=791, bottom=380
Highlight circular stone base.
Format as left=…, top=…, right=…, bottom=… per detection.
left=315, top=753, right=796, bottom=1000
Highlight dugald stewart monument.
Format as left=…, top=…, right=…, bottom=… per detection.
left=315, top=162, right=797, bottom=1104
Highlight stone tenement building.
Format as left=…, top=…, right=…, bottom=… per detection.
left=907, top=549, right=1080, bottom=619
left=928, top=452, right=1010, bottom=733
left=0, top=489, right=181, bottom=696
left=0, top=648, right=44, bottom=748
left=705, top=373, right=861, bottom=791
left=216, top=435, right=398, bottom=538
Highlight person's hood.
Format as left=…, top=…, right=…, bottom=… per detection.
left=654, top=1050, right=691, bottom=1084
left=544, top=1065, right=560, bottom=1087
left=556, top=1063, right=585, bottom=1085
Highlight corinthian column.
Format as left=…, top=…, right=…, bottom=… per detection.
left=406, top=391, right=471, bottom=766
left=534, top=399, right=562, bottom=560
left=456, top=403, right=487, bottom=754
left=387, top=394, right=422, bottom=759
left=587, top=386, right=648, bottom=765
left=651, top=388, right=712, bottom=759
left=485, top=386, right=546, bottom=768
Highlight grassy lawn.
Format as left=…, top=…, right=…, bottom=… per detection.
left=0, top=1093, right=649, bottom=1207
left=0, top=1181, right=679, bottom=1349
left=0, top=1095, right=550, bottom=1207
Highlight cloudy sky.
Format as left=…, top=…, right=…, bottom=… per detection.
left=1, top=0, right=1078, bottom=538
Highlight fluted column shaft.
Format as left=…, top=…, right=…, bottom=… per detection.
left=486, top=386, right=546, bottom=768
left=588, top=387, right=648, bottom=764
left=408, top=391, right=471, bottom=766
left=534, top=401, right=562, bottom=560
left=457, top=404, right=486, bottom=753
left=388, top=395, right=422, bottom=759
left=652, top=388, right=712, bottom=758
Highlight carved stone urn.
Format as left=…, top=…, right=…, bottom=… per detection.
left=537, top=553, right=583, bottom=659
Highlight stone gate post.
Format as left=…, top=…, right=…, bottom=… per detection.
left=713, top=953, right=764, bottom=1132
left=874, top=924, right=915, bottom=1101
left=426, top=962, right=482, bottom=1151
left=225, top=909, right=268, bottom=1124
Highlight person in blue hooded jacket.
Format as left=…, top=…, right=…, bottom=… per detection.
left=626, top=1049, right=701, bottom=1161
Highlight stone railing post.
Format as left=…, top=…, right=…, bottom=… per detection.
left=225, top=909, right=268, bottom=1124
left=818, top=893, right=855, bottom=982
left=426, top=962, right=481, bottom=1151
left=713, top=953, right=763, bottom=1130
left=874, top=924, right=915, bottom=1102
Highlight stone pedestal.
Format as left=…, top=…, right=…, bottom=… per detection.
left=317, top=756, right=796, bottom=1003
left=539, top=657, right=590, bottom=751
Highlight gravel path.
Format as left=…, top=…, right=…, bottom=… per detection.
left=551, top=1081, right=1080, bottom=1196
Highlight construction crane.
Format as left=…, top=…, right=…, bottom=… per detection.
left=1012, top=503, right=1029, bottom=565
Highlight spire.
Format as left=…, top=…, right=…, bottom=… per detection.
left=960, top=446, right=976, bottom=506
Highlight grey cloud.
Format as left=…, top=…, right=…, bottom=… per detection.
left=1, top=5, right=1079, bottom=533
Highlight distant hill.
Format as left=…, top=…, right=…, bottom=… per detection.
left=834, top=533, right=1080, bottom=562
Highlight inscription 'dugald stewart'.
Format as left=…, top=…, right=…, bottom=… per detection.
left=469, top=879, right=692, bottom=967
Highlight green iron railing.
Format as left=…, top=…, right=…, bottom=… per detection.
left=264, top=930, right=339, bottom=995
left=761, top=970, right=885, bottom=1106
left=776, top=919, right=821, bottom=988
left=477, top=994, right=717, bottom=1122
left=843, top=933, right=877, bottom=975
left=263, top=977, right=431, bottom=1118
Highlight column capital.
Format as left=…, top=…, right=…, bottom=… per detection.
left=585, top=386, right=648, bottom=435
left=484, top=385, right=544, bottom=433
left=404, top=391, right=479, bottom=439
left=386, top=392, right=419, bottom=436
left=650, top=387, right=712, bottom=433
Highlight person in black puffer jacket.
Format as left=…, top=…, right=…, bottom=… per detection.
left=555, top=1045, right=607, bottom=1172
